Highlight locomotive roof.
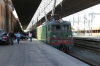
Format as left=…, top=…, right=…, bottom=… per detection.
left=42, top=21, right=71, bottom=26
left=36, top=20, right=71, bottom=29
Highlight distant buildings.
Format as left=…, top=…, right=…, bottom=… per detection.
left=63, top=4, right=100, bottom=36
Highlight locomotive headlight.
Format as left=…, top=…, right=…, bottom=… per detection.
left=53, top=35, right=57, bottom=38
left=68, top=35, right=73, bottom=39
left=68, top=35, right=72, bottom=37
left=68, top=35, right=71, bottom=37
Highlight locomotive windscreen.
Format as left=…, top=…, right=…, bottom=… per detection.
left=62, top=25, right=71, bottom=30
left=52, top=25, right=71, bottom=30
left=52, top=25, right=61, bottom=30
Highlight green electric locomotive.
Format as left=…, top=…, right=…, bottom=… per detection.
left=32, top=20, right=74, bottom=52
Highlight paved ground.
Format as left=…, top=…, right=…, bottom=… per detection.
left=0, top=39, right=89, bottom=66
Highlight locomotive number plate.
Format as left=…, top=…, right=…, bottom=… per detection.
left=58, top=40, right=68, bottom=43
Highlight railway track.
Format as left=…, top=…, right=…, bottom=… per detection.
left=67, top=50, right=95, bottom=66
left=74, top=38, right=100, bottom=52
left=67, top=38, right=100, bottom=66
left=75, top=43, right=100, bottom=52
left=55, top=37, right=100, bottom=66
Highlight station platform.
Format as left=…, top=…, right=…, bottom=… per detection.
left=0, top=38, right=89, bottom=66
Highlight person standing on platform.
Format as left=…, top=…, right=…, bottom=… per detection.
left=9, top=31, right=15, bottom=45
left=15, top=32, right=21, bottom=44
left=28, top=32, right=32, bottom=42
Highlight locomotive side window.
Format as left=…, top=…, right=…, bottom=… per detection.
left=48, top=25, right=50, bottom=31
left=52, top=25, right=61, bottom=30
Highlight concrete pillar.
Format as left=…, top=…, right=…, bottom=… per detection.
left=5, top=0, right=14, bottom=32
left=5, top=0, right=9, bottom=32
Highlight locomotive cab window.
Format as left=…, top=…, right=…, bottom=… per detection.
left=62, top=25, right=71, bottom=30
left=52, top=25, right=61, bottom=30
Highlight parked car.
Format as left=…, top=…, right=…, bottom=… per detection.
left=0, top=29, right=10, bottom=44
left=20, top=34, right=28, bottom=40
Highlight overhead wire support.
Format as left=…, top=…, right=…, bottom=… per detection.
left=26, top=0, right=63, bottom=31
left=43, top=0, right=57, bottom=22
left=44, top=10, right=48, bottom=22
left=51, top=0, right=57, bottom=17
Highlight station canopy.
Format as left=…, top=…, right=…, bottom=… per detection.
left=26, top=0, right=63, bottom=30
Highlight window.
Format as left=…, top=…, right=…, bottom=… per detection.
left=0, top=30, right=2, bottom=33
left=62, top=25, right=71, bottom=30
left=52, top=25, right=61, bottom=30
left=1, top=6, right=2, bottom=15
left=1, top=5, right=4, bottom=16
left=48, top=25, right=50, bottom=31
left=0, top=29, right=5, bottom=33
left=52, top=25, right=71, bottom=30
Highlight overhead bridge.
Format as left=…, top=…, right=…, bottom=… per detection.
left=11, top=0, right=100, bottom=30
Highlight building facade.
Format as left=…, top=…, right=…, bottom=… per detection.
left=0, top=0, right=17, bottom=32
left=0, top=0, right=6, bottom=30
